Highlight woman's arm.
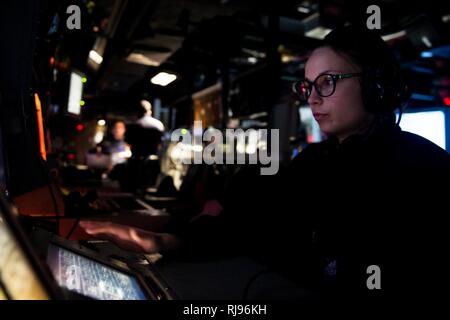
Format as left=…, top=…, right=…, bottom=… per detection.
left=79, top=220, right=181, bottom=254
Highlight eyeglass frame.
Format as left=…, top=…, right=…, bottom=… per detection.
left=293, top=73, right=363, bottom=100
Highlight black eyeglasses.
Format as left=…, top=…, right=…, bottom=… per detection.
left=292, top=73, right=362, bottom=101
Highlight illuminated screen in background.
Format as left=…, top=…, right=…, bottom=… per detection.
left=397, top=111, right=446, bottom=150
left=299, top=107, right=322, bottom=144
left=47, top=244, right=146, bottom=300
left=67, top=72, right=83, bottom=115
left=192, top=83, right=222, bottom=128
left=299, top=108, right=447, bottom=150
left=0, top=215, right=49, bottom=300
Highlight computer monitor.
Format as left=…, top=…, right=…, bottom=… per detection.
left=125, top=124, right=162, bottom=157
left=67, top=71, right=84, bottom=115
left=299, top=106, right=322, bottom=144
left=0, top=195, right=57, bottom=300
left=47, top=242, right=150, bottom=300
left=85, top=152, right=112, bottom=170
left=397, top=108, right=448, bottom=151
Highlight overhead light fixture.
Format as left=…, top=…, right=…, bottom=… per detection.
left=421, top=36, right=433, bottom=48
left=150, top=72, right=177, bottom=86
left=297, top=6, right=311, bottom=14
left=242, top=48, right=266, bottom=58
left=411, top=66, right=435, bottom=74
left=411, top=93, right=435, bottom=101
left=126, top=53, right=160, bottom=66
left=421, top=51, right=433, bottom=58
left=381, top=30, right=407, bottom=42
left=89, top=50, right=103, bottom=64
left=249, top=112, right=268, bottom=120
left=442, top=14, right=450, bottom=23
left=301, top=12, right=330, bottom=40
left=305, top=26, right=332, bottom=40
left=247, top=57, right=257, bottom=64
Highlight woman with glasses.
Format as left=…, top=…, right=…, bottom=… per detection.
left=286, top=24, right=449, bottom=304
left=80, top=25, right=449, bottom=303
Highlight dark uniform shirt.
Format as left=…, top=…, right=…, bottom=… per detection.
left=169, top=119, right=450, bottom=304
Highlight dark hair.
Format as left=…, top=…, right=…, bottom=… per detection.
left=137, top=105, right=147, bottom=119
left=110, top=119, right=126, bottom=136
left=111, top=119, right=126, bottom=128
left=322, top=24, right=409, bottom=116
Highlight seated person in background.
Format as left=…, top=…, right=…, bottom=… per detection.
left=80, top=25, right=450, bottom=304
left=85, top=144, right=112, bottom=171
left=101, top=120, right=132, bottom=166
left=121, top=122, right=163, bottom=190
left=137, top=99, right=165, bottom=132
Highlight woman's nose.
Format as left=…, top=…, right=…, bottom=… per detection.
left=307, top=86, right=322, bottom=106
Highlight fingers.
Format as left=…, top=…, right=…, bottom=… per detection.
left=129, top=228, right=160, bottom=253
left=79, top=220, right=114, bottom=235
left=80, top=221, right=131, bottom=242
left=79, top=220, right=160, bottom=253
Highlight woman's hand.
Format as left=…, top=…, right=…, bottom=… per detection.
left=79, top=220, right=180, bottom=254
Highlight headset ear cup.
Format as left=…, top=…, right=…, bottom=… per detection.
left=381, top=77, right=409, bottom=113
left=383, top=62, right=410, bottom=112
left=361, top=70, right=373, bottom=112
left=362, top=68, right=383, bottom=113
left=364, top=65, right=405, bottom=114
left=376, top=83, right=384, bottom=101
left=397, top=82, right=410, bottom=105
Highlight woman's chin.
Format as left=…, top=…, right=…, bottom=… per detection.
left=318, top=125, right=335, bottom=137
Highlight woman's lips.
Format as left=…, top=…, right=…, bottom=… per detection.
left=313, top=113, right=329, bottom=121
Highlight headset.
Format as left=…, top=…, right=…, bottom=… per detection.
left=361, top=61, right=410, bottom=116
left=322, top=24, right=411, bottom=117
